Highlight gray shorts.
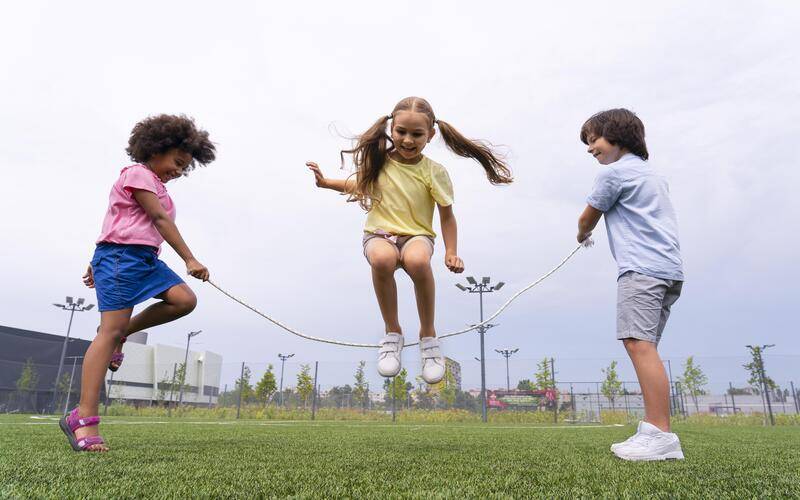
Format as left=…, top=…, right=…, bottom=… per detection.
left=617, top=271, right=682, bottom=345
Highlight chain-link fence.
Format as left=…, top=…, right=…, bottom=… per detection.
left=4, top=353, right=798, bottom=425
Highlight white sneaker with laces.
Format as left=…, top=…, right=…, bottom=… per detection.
left=419, top=336, right=445, bottom=384
left=377, top=333, right=403, bottom=377
left=610, top=421, right=645, bottom=453
left=613, top=421, right=685, bottom=461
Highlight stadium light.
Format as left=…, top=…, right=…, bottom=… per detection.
left=456, top=276, right=505, bottom=423
left=278, top=353, right=295, bottom=406
left=51, top=297, right=95, bottom=412
left=495, top=348, right=519, bottom=391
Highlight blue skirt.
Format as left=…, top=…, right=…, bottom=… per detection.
left=91, top=243, right=184, bottom=312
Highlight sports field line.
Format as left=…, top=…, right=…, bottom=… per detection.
left=3, top=417, right=625, bottom=430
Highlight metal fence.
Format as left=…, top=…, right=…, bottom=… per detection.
left=4, top=354, right=799, bottom=425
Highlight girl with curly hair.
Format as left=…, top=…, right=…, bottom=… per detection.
left=60, top=114, right=215, bottom=452
left=307, top=97, right=512, bottom=384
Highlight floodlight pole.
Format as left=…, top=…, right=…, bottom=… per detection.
left=456, top=277, right=503, bottom=423
left=278, top=353, right=295, bottom=406
left=495, top=348, right=519, bottom=391
left=51, top=297, right=94, bottom=412
left=178, top=330, right=202, bottom=407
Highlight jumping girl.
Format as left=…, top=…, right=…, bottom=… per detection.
left=60, top=114, right=215, bottom=451
left=307, top=97, right=512, bottom=383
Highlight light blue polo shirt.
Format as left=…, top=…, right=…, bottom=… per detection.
left=586, top=153, right=684, bottom=281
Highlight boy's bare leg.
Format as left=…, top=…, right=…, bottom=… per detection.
left=400, top=240, right=436, bottom=339
left=623, top=338, right=671, bottom=432
left=367, top=240, right=402, bottom=334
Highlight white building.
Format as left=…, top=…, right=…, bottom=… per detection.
left=105, top=332, right=223, bottom=406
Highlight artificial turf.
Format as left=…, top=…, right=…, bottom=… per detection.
left=0, top=415, right=798, bottom=498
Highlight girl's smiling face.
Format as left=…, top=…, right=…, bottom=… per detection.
left=390, top=111, right=435, bottom=164
left=147, top=149, right=192, bottom=182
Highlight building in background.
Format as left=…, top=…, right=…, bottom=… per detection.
left=1, top=324, right=222, bottom=411
left=107, top=333, right=222, bottom=406
left=0, top=325, right=95, bottom=412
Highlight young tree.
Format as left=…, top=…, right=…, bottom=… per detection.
left=255, top=364, right=277, bottom=406
left=296, top=364, right=314, bottom=409
left=516, top=379, right=534, bottom=391
left=532, top=357, right=553, bottom=391
left=16, top=358, right=39, bottom=412
left=414, top=375, right=435, bottom=410
left=678, top=356, right=708, bottom=412
left=352, top=361, right=369, bottom=412
left=383, top=369, right=410, bottom=407
left=175, top=362, right=191, bottom=396
left=236, top=365, right=255, bottom=404
left=743, top=346, right=777, bottom=396
left=439, top=369, right=457, bottom=408
left=601, top=361, right=623, bottom=409
left=156, top=370, right=171, bottom=404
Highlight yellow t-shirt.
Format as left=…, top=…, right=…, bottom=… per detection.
left=364, top=156, right=454, bottom=238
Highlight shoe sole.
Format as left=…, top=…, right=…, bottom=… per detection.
left=614, top=450, right=685, bottom=461
left=59, top=415, right=82, bottom=451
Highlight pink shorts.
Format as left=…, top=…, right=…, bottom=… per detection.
left=362, top=231, right=435, bottom=265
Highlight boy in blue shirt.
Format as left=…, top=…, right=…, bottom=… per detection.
left=577, top=109, right=685, bottom=461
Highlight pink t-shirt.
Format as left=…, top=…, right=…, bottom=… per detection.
left=96, top=164, right=176, bottom=250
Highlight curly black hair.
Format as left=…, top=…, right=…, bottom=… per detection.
left=580, top=109, right=648, bottom=160
left=126, top=114, right=216, bottom=173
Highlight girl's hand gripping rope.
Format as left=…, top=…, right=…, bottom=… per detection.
left=186, top=258, right=210, bottom=281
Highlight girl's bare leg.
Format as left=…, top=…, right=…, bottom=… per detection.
left=401, top=240, right=436, bottom=339
left=366, top=240, right=402, bottom=334
left=76, top=308, right=133, bottom=451
left=109, top=284, right=197, bottom=368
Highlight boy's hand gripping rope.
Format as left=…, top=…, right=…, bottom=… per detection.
left=207, top=242, right=590, bottom=349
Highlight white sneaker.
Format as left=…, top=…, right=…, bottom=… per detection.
left=419, top=336, right=445, bottom=384
left=610, top=421, right=645, bottom=453
left=377, top=333, right=403, bottom=377
left=613, top=421, right=685, bottom=461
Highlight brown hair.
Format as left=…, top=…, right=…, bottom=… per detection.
left=580, top=108, right=648, bottom=160
left=126, top=114, right=216, bottom=174
left=341, top=97, right=513, bottom=211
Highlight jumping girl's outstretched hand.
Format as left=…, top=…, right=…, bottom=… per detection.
left=445, top=253, right=464, bottom=274
left=306, top=161, right=355, bottom=193
left=306, top=162, right=327, bottom=188
left=186, top=258, right=210, bottom=282
left=82, top=265, right=95, bottom=288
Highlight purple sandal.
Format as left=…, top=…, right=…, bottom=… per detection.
left=108, top=336, right=127, bottom=372
left=59, top=407, right=106, bottom=451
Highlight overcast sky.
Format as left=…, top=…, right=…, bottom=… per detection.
left=1, top=1, right=798, bottom=392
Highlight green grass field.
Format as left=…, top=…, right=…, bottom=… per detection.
left=1, top=415, right=798, bottom=498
